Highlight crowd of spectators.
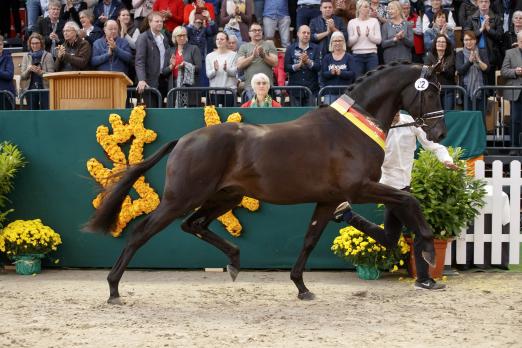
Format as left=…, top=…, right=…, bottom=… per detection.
left=0, top=0, right=522, bottom=130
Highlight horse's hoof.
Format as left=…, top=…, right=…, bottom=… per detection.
left=297, top=291, right=316, bottom=301
left=227, top=264, right=239, bottom=282
left=422, top=250, right=436, bottom=267
left=107, top=296, right=123, bottom=305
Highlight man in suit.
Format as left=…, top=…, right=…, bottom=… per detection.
left=309, top=0, right=347, bottom=58
left=93, top=0, right=124, bottom=28
left=36, top=0, right=66, bottom=55
left=135, top=12, right=170, bottom=107
left=501, top=31, right=522, bottom=153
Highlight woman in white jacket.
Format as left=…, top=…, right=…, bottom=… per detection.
left=206, top=31, right=238, bottom=106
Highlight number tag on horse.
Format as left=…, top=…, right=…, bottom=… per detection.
left=415, top=78, right=429, bottom=91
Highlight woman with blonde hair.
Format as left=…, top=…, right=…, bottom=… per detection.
left=347, top=0, right=382, bottom=77
left=20, top=32, right=55, bottom=109
left=241, top=73, right=281, bottom=107
left=381, top=0, right=413, bottom=64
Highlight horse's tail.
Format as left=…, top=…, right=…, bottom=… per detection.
left=84, top=139, right=178, bottom=234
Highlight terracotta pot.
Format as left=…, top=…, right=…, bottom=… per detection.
left=405, top=237, right=448, bottom=279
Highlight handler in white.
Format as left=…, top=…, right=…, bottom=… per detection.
left=335, top=110, right=457, bottom=290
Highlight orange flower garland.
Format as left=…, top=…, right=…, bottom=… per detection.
left=204, top=106, right=260, bottom=237
left=86, top=106, right=159, bottom=237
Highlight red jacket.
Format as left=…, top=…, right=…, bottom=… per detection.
left=241, top=100, right=282, bottom=108
left=153, top=0, right=184, bottom=32
left=183, top=3, right=215, bottom=25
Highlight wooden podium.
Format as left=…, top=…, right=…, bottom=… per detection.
left=44, top=71, right=132, bottom=110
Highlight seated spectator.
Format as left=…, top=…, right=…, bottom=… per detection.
left=228, top=34, right=239, bottom=51
left=424, top=33, right=456, bottom=110
left=206, top=32, right=238, bottom=106
left=505, top=11, right=522, bottom=51
left=241, top=72, right=282, bottom=107
left=183, top=0, right=216, bottom=25
left=60, top=0, right=88, bottom=26
left=381, top=0, right=413, bottom=64
left=348, top=0, right=382, bottom=78
left=187, top=12, right=218, bottom=86
left=424, top=11, right=456, bottom=51
left=236, top=22, right=278, bottom=100
left=467, top=0, right=502, bottom=83
left=310, top=0, right=348, bottom=57
left=284, top=25, right=321, bottom=106
left=36, top=0, right=66, bottom=55
left=459, top=0, right=478, bottom=28
left=153, top=0, right=184, bottom=33
left=369, top=0, right=387, bottom=24
left=117, top=8, right=140, bottom=49
left=91, top=20, right=133, bottom=75
left=422, top=0, right=455, bottom=33
left=456, top=31, right=489, bottom=114
left=93, top=0, right=124, bottom=28
left=20, top=33, right=55, bottom=110
left=135, top=12, right=170, bottom=107
left=501, top=31, right=522, bottom=152
left=220, top=0, right=254, bottom=44
left=400, top=0, right=423, bottom=63
left=263, top=0, right=291, bottom=48
left=321, top=31, right=355, bottom=104
left=0, top=35, right=15, bottom=110
left=79, top=9, right=104, bottom=45
left=133, top=0, right=156, bottom=30
left=55, top=21, right=92, bottom=71
left=161, top=26, right=202, bottom=107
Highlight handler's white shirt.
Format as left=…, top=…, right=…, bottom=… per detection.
left=379, top=113, right=452, bottom=190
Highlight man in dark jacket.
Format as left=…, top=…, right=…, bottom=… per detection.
left=135, top=12, right=170, bottom=107
left=309, top=0, right=348, bottom=58
left=0, top=35, right=15, bottom=110
left=36, top=0, right=66, bottom=55
left=467, top=0, right=503, bottom=84
left=93, top=0, right=124, bottom=28
left=55, top=21, right=92, bottom=72
left=284, top=25, right=321, bottom=106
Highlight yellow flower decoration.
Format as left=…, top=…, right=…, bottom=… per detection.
left=203, top=106, right=259, bottom=237
left=86, top=106, right=159, bottom=237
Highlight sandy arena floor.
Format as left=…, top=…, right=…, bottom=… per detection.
left=0, top=269, right=521, bottom=348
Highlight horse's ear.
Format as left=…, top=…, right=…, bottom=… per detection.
left=426, top=60, right=443, bottom=78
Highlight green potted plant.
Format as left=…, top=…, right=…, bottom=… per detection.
left=409, top=147, right=486, bottom=278
left=332, top=225, right=410, bottom=280
left=0, top=219, right=62, bottom=275
left=0, top=141, right=26, bottom=227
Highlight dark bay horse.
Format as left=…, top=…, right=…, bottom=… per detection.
left=86, top=61, right=447, bottom=303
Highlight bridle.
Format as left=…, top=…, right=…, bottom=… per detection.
left=391, top=65, right=445, bottom=131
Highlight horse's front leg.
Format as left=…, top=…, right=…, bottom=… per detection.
left=291, top=202, right=338, bottom=300
left=354, top=182, right=436, bottom=266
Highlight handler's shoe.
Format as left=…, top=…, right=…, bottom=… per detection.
left=414, top=278, right=446, bottom=291
left=333, top=201, right=352, bottom=222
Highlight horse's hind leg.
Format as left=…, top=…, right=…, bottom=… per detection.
left=181, top=192, right=244, bottom=281
left=291, top=202, right=338, bottom=300
left=106, top=199, right=189, bottom=304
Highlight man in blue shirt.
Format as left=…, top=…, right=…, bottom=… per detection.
left=91, top=20, right=133, bottom=75
left=263, top=0, right=291, bottom=48
left=284, top=25, right=321, bottom=106
left=310, top=0, right=348, bottom=58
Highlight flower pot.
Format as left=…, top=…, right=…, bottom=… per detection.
left=356, top=264, right=381, bottom=280
left=406, top=238, right=448, bottom=279
left=13, top=254, right=44, bottom=275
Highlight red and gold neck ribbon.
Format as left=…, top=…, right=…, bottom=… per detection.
left=330, top=95, right=386, bottom=150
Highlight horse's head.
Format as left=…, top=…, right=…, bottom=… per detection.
left=400, top=63, right=447, bottom=142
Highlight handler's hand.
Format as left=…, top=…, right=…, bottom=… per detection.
left=444, top=161, right=459, bottom=170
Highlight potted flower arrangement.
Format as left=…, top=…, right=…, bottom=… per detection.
left=332, top=225, right=410, bottom=280
left=409, top=147, right=486, bottom=278
left=0, top=219, right=62, bottom=275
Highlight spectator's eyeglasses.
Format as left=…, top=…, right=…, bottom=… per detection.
left=177, top=34, right=187, bottom=37
left=249, top=29, right=262, bottom=32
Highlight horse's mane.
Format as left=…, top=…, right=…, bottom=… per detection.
left=345, top=60, right=414, bottom=94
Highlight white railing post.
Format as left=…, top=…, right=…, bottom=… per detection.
left=509, top=161, right=521, bottom=264
left=473, top=160, right=486, bottom=265
left=491, top=160, right=504, bottom=264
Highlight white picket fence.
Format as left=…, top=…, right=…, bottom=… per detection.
left=445, top=160, right=522, bottom=266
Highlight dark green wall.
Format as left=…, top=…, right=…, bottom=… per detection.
left=0, top=108, right=483, bottom=269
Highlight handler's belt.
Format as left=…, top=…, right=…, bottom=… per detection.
left=330, top=95, right=386, bottom=150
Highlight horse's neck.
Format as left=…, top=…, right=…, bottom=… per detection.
left=349, top=67, right=417, bottom=132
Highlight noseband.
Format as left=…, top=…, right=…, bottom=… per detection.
left=393, top=65, right=444, bottom=130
